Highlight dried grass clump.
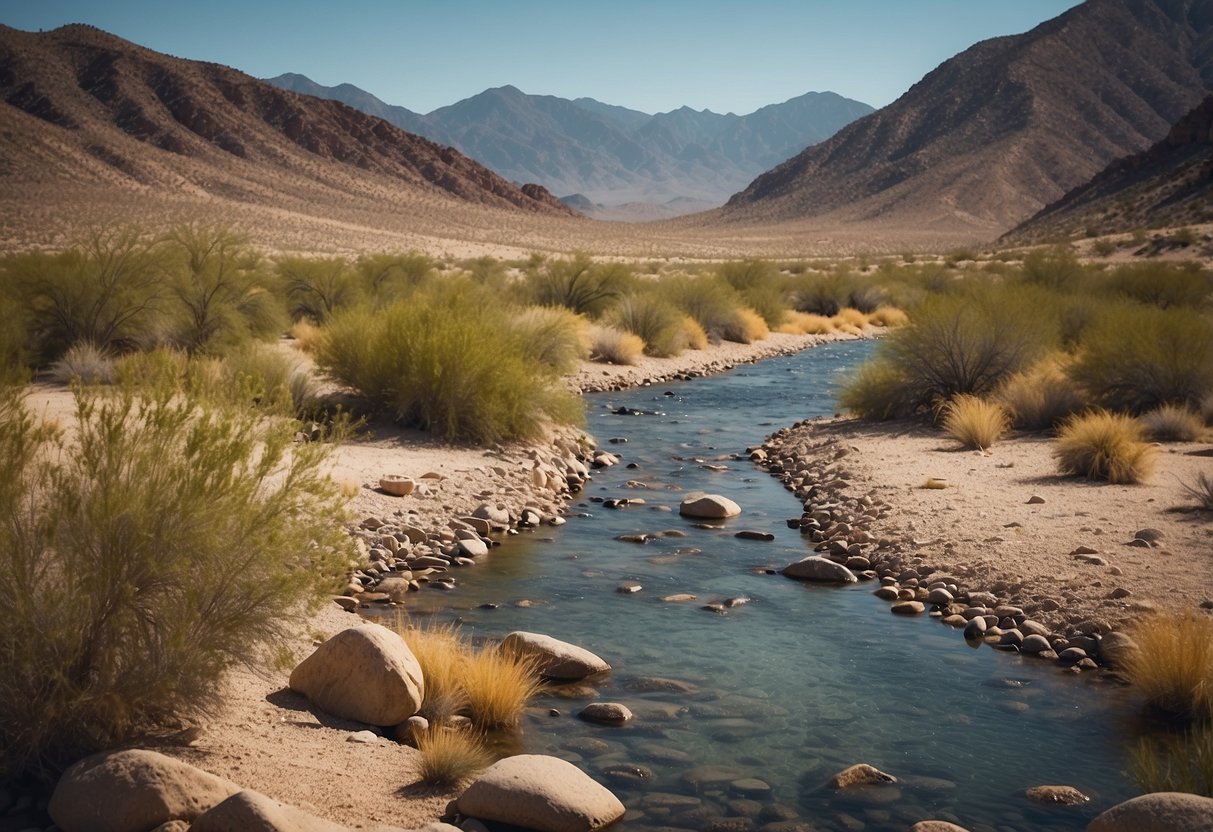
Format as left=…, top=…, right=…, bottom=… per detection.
left=778, top=312, right=836, bottom=335
left=832, top=307, right=869, bottom=329
left=288, top=320, right=325, bottom=355
left=48, top=342, right=116, bottom=386
left=867, top=306, right=909, bottom=327
left=995, top=356, right=1085, bottom=432
left=1054, top=411, right=1157, bottom=483
left=1124, top=609, right=1213, bottom=720
left=588, top=324, right=644, bottom=365
left=461, top=644, right=541, bottom=730
left=941, top=395, right=1009, bottom=450
left=1129, top=723, right=1213, bottom=797
left=1139, top=404, right=1206, bottom=442
left=721, top=308, right=770, bottom=344
left=415, top=727, right=492, bottom=788
left=399, top=622, right=468, bottom=725
left=1181, top=472, right=1213, bottom=511
left=681, top=316, right=709, bottom=350
left=509, top=305, right=588, bottom=374
left=609, top=296, right=689, bottom=357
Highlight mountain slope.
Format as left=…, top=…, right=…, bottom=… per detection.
left=0, top=23, right=573, bottom=250
left=722, top=0, right=1213, bottom=236
left=263, top=75, right=874, bottom=211
left=1005, top=94, right=1213, bottom=241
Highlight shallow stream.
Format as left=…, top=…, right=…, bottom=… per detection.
left=401, top=340, right=1146, bottom=832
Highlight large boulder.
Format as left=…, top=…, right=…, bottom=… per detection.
left=49, top=749, right=241, bottom=832
left=500, top=632, right=610, bottom=680
left=1087, top=792, right=1213, bottom=832
left=288, top=623, right=424, bottom=725
left=193, top=790, right=461, bottom=832
left=781, top=556, right=858, bottom=583
left=454, top=755, right=625, bottom=832
left=679, top=493, right=741, bottom=519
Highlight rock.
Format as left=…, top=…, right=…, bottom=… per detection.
left=1020, top=634, right=1052, bottom=654
left=346, top=730, right=382, bottom=744
left=616, top=582, right=643, bottom=594
left=891, top=600, right=926, bottom=615
left=579, top=703, right=633, bottom=725
left=500, top=632, right=611, bottom=680
left=1134, top=528, right=1165, bottom=542
left=378, top=476, right=415, bottom=497
left=332, top=595, right=359, bottom=611
left=1027, top=495, right=1045, bottom=504
left=679, top=493, right=742, bottom=519
left=472, top=503, right=511, bottom=529
left=729, top=778, right=771, bottom=796
left=192, top=790, right=347, bottom=832
left=1058, top=647, right=1088, bottom=665
left=781, top=556, right=857, bottom=583
left=829, top=764, right=896, bottom=789
left=1088, top=792, right=1213, bottom=832
left=1096, top=631, right=1138, bottom=668
left=1025, top=784, right=1090, bottom=805
left=662, top=593, right=698, bottom=602
left=288, top=623, right=424, bottom=725
left=909, top=823, right=971, bottom=832
left=964, top=617, right=987, bottom=640
left=49, top=750, right=241, bottom=832
left=927, top=588, right=954, bottom=606
left=735, top=530, right=775, bottom=541
left=454, top=755, right=625, bottom=832
left=456, top=537, right=489, bottom=558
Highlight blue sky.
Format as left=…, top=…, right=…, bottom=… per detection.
left=1, top=1, right=1082, bottom=115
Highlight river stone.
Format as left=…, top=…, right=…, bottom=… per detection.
left=891, top=600, right=926, bottom=615
left=500, top=631, right=611, bottom=680
left=454, top=755, right=625, bottom=832
left=472, top=503, right=511, bottom=529
left=49, top=749, right=242, bottom=832
left=909, top=823, right=972, bottom=832
left=781, top=556, right=857, bottom=583
left=680, top=493, right=742, bottom=519
left=1020, top=634, right=1052, bottom=654
left=1088, top=792, right=1213, bottom=832
left=829, top=764, right=897, bottom=789
left=1097, top=631, right=1138, bottom=668
left=579, top=703, right=633, bottom=725
left=288, top=623, right=423, bottom=725
left=192, top=790, right=348, bottom=832
left=927, top=588, right=954, bottom=606
left=456, top=537, right=489, bottom=558
left=1025, top=784, right=1090, bottom=805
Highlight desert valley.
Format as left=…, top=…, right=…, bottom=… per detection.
left=1, top=2, right=1213, bottom=832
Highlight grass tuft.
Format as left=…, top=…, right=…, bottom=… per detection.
left=1180, top=472, right=1213, bottom=511
left=588, top=324, right=644, bottom=365
left=867, top=306, right=909, bottom=328
left=778, top=312, right=835, bottom=335
left=48, top=342, right=117, bottom=386
left=399, top=622, right=468, bottom=725
left=609, top=296, right=690, bottom=357
left=995, top=355, right=1086, bottom=432
left=941, top=395, right=1009, bottom=450
left=1129, top=723, right=1213, bottom=797
left=1124, top=609, right=1213, bottom=720
left=1054, top=410, right=1157, bottom=484
left=1139, top=404, right=1205, bottom=442
left=461, top=643, right=541, bottom=730
left=722, top=308, right=770, bottom=344
left=681, top=316, right=709, bottom=350
left=832, top=308, right=869, bottom=329
left=508, top=306, right=588, bottom=374
left=415, top=727, right=493, bottom=789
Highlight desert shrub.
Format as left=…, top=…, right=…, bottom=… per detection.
left=113, top=345, right=190, bottom=390
left=1069, top=304, right=1213, bottom=413
left=833, top=308, right=869, bottom=329
left=717, top=259, right=787, bottom=327
left=1107, top=262, right=1211, bottom=310
left=838, top=358, right=914, bottom=420
left=355, top=251, right=435, bottom=305
left=508, top=306, right=588, bottom=374
left=161, top=224, right=284, bottom=354
left=48, top=342, right=117, bottom=386
left=588, top=324, right=644, bottom=365
left=788, top=274, right=844, bottom=316
left=218, top=343, right=320, bottom=416
left=1054, top=410, right=1157, bottom=483
left=994, top=355, right=1086, bottom=431
left=778, top=312, right=835, bottom=335
left=867, top=306, right=908, bottom=327
left=520, top=253, right=632, bottom=318
left=722, top=308, right=770, bottom=344
left=0, top=382, right=352, bottom=778
left=465, top=255, right=506, bottom=288
left=288, top=320, right=325, bottom=354
left=1130, top=723, right=1213, bottom=797
left=681, top=316, right=709, bottom=350
left=1124, top=609, right=1213, bottom=720
left=941, top=395, right=1009, bottom=450
left=277, top=256, right=361, bottom=323
left=1180, top=472, right=1213, bottom=511
left=609, top=296, right=689, bottom=358
left=318, top=281, right=583, bottom=443
left=415, top=727, right=493, bottom=788
left=0, top=294, right=31, bottom=383
left=653, top=275, right=754, bottom=343
left=399, top=622, right=468, bottom=725
left=1140, top=404, right=1205, bottom=442
left=461, top=643, right=541, bottom=730
left=1020, top=248, right=1086, bottom=291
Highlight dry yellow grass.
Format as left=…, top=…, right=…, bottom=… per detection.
left=1054, top=410, right=1157, bottom=484
left=682, top=316, right=709, bottom=350
left=588, top=324, right=645, bottom=365
left=414, top=727, right=493, bottom=788
left=461, top=644, right=541, bottom=730
left=832, top=307, right=869, bottom=329
left=777, top=311, right=836, bottom=335
left=941, top=395, right=1009, bottom=450
left=1139, top=403, right=1206, bottom=442
left=1124, top=609, right=1213, bottom=719
left=288, top=320, right=325, bottom=355
left=730, top=308, right=770, bottom=343
left=867, top=306, right=909, bottom=327
left=398, top=622, right=468, bottom=724
left=995, top=354, right=1085, bottom=431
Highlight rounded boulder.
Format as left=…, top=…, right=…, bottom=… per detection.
left=454, top=754, right=625, bottom=832
left=1088, top=792, right=1213, bottom=832
left=500, top=631, right=611, bottom=680
left=781, top=556, right=858, bottom=583
left=679, top=493, right=741, bottom=519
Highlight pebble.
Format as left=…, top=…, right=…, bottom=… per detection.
left=1024, top=785, right=1091, bottom=805
left=579, top=702, right=634, bottom=725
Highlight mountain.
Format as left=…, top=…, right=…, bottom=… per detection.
left=0, top=24, right=573, bottom=250
left=1005, top=94, right=1213, bottom=241
left=262, top=75, right=873, bottom=216
left=721, top=0, right=1213, bottom=237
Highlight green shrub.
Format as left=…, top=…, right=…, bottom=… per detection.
left=355, top=252, right=434, bottom=305
left=277, top=256, right=361, bottom=322
left=838, top=358, right=914, bottom=420
left=0, top=382, right=352, bottom=778
left=718, top=259, right=787, bottom=326
left=1124, top=609, right=1213, bottom=720
left=48, top=342, right=117, bottom=386
left=1140, top=404, right=1206, bottom=442
left=652, top=275, right=753, bottom=343
left=994, top=355, right=1086, bottom=431
left=508, top=306, right=588, bottom=374
left=113, top=346, right=190, bottom=391
left=609, top=295, right=689, bottom=358
left=941, top=395, right=1009, bottom=450
left=217, top=343, right=320, bottom=417
left=519, top=253, right=632, bottom=318
left=1054, top=410, right=1156, bottom=484
left=1069, top=305, right=1213, bottom=413
left=318, top=282, right=583, bottom=443
left=1020, top=248, right=1086, bottom=291
left=1106, top=262, right=1211, bottom=310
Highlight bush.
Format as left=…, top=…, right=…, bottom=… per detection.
left=48, top=342, right=117, bottom=386
left=1124, top=609, right=1213, bottom=720
left=838, top=359, right=914, bottom=421
left=941, top=395, right=1009, bottom=450
left=277, top=256, right=361, bottom=323
left=0, top=382, right=352, bottom=778
left=1054, top=410, right=1156, bottom=483
left=508, top=306, right=588, bottom=374
left=652, top=275, right=752, bottom=343
left=609, top=296, right=689, bottom=358
left=1069, top=304, right=1213, bottom=413
left=217, top=343, right=320, bottom=417
left=778, top=312, right=835, bottom=335
left=588, top=324, right=644, bottom=365
left=994, top=356, right=1086, bottom=431
left=723, top=308, right=770, bottom=344
left=1181, top=472, right=1213, bottom=511
left=833, top=308, right=868, bottom=329
left=1107, top=262, right=1211, bottom=310
left=717, top=260, right=787, bottom=327
left=520, top=253, right=632, bottom=318
left=681, top=316, right=709, bottom=350
left=318, top=282, right=584, bottom=443
left=1140, top=404, right=1206, bottom=442
left=355, top=252, right=434, bottom=305
left=1020, top=248, right=1086, bottom=291
left=415, top=727, right=493, bottom=789
left=113, top=346, right=189, bottom=391
left=867, top=306, right=908, bottom=328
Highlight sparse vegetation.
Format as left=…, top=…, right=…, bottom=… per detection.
left=520, top=253, right=632, bottom=317
left=941, top=395, right=1009, bottom=450
left=0, top=381, right=352, bottom=779
left=48, top=341, right=117, bottom=386
left=995, top=355, right=1085, bottom=431
left=1180, top=472, right=1213, bottom=511
left=608, top=296, right=691, bottom=357
left=399, top=622, right=469, bottom=725
left=1054, top=410, right=1157, bottom=484
left=508, top=306, right=588, bottom=374
left=414, top=727, right=493, bottom=789
left=1123, top=609, right=1213, bottom=720
left=588, top=324, right=644, bottom=365
left=1140, top=404, right=1206, bottom=442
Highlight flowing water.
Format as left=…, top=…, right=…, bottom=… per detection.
left=397, top=340, right=1148, bottom=832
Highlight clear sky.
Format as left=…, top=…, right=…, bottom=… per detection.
left=0, top=1, right=1082, bottom=115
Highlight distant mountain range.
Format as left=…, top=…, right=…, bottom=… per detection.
left=719, top=0, right=1213, bottom=237
left=1006, top=94, right=1213, bottom=242
left=265, top=74, right=873, bottom=217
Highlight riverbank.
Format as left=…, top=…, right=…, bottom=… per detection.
left=757, top=417, right=1213, bottom=663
